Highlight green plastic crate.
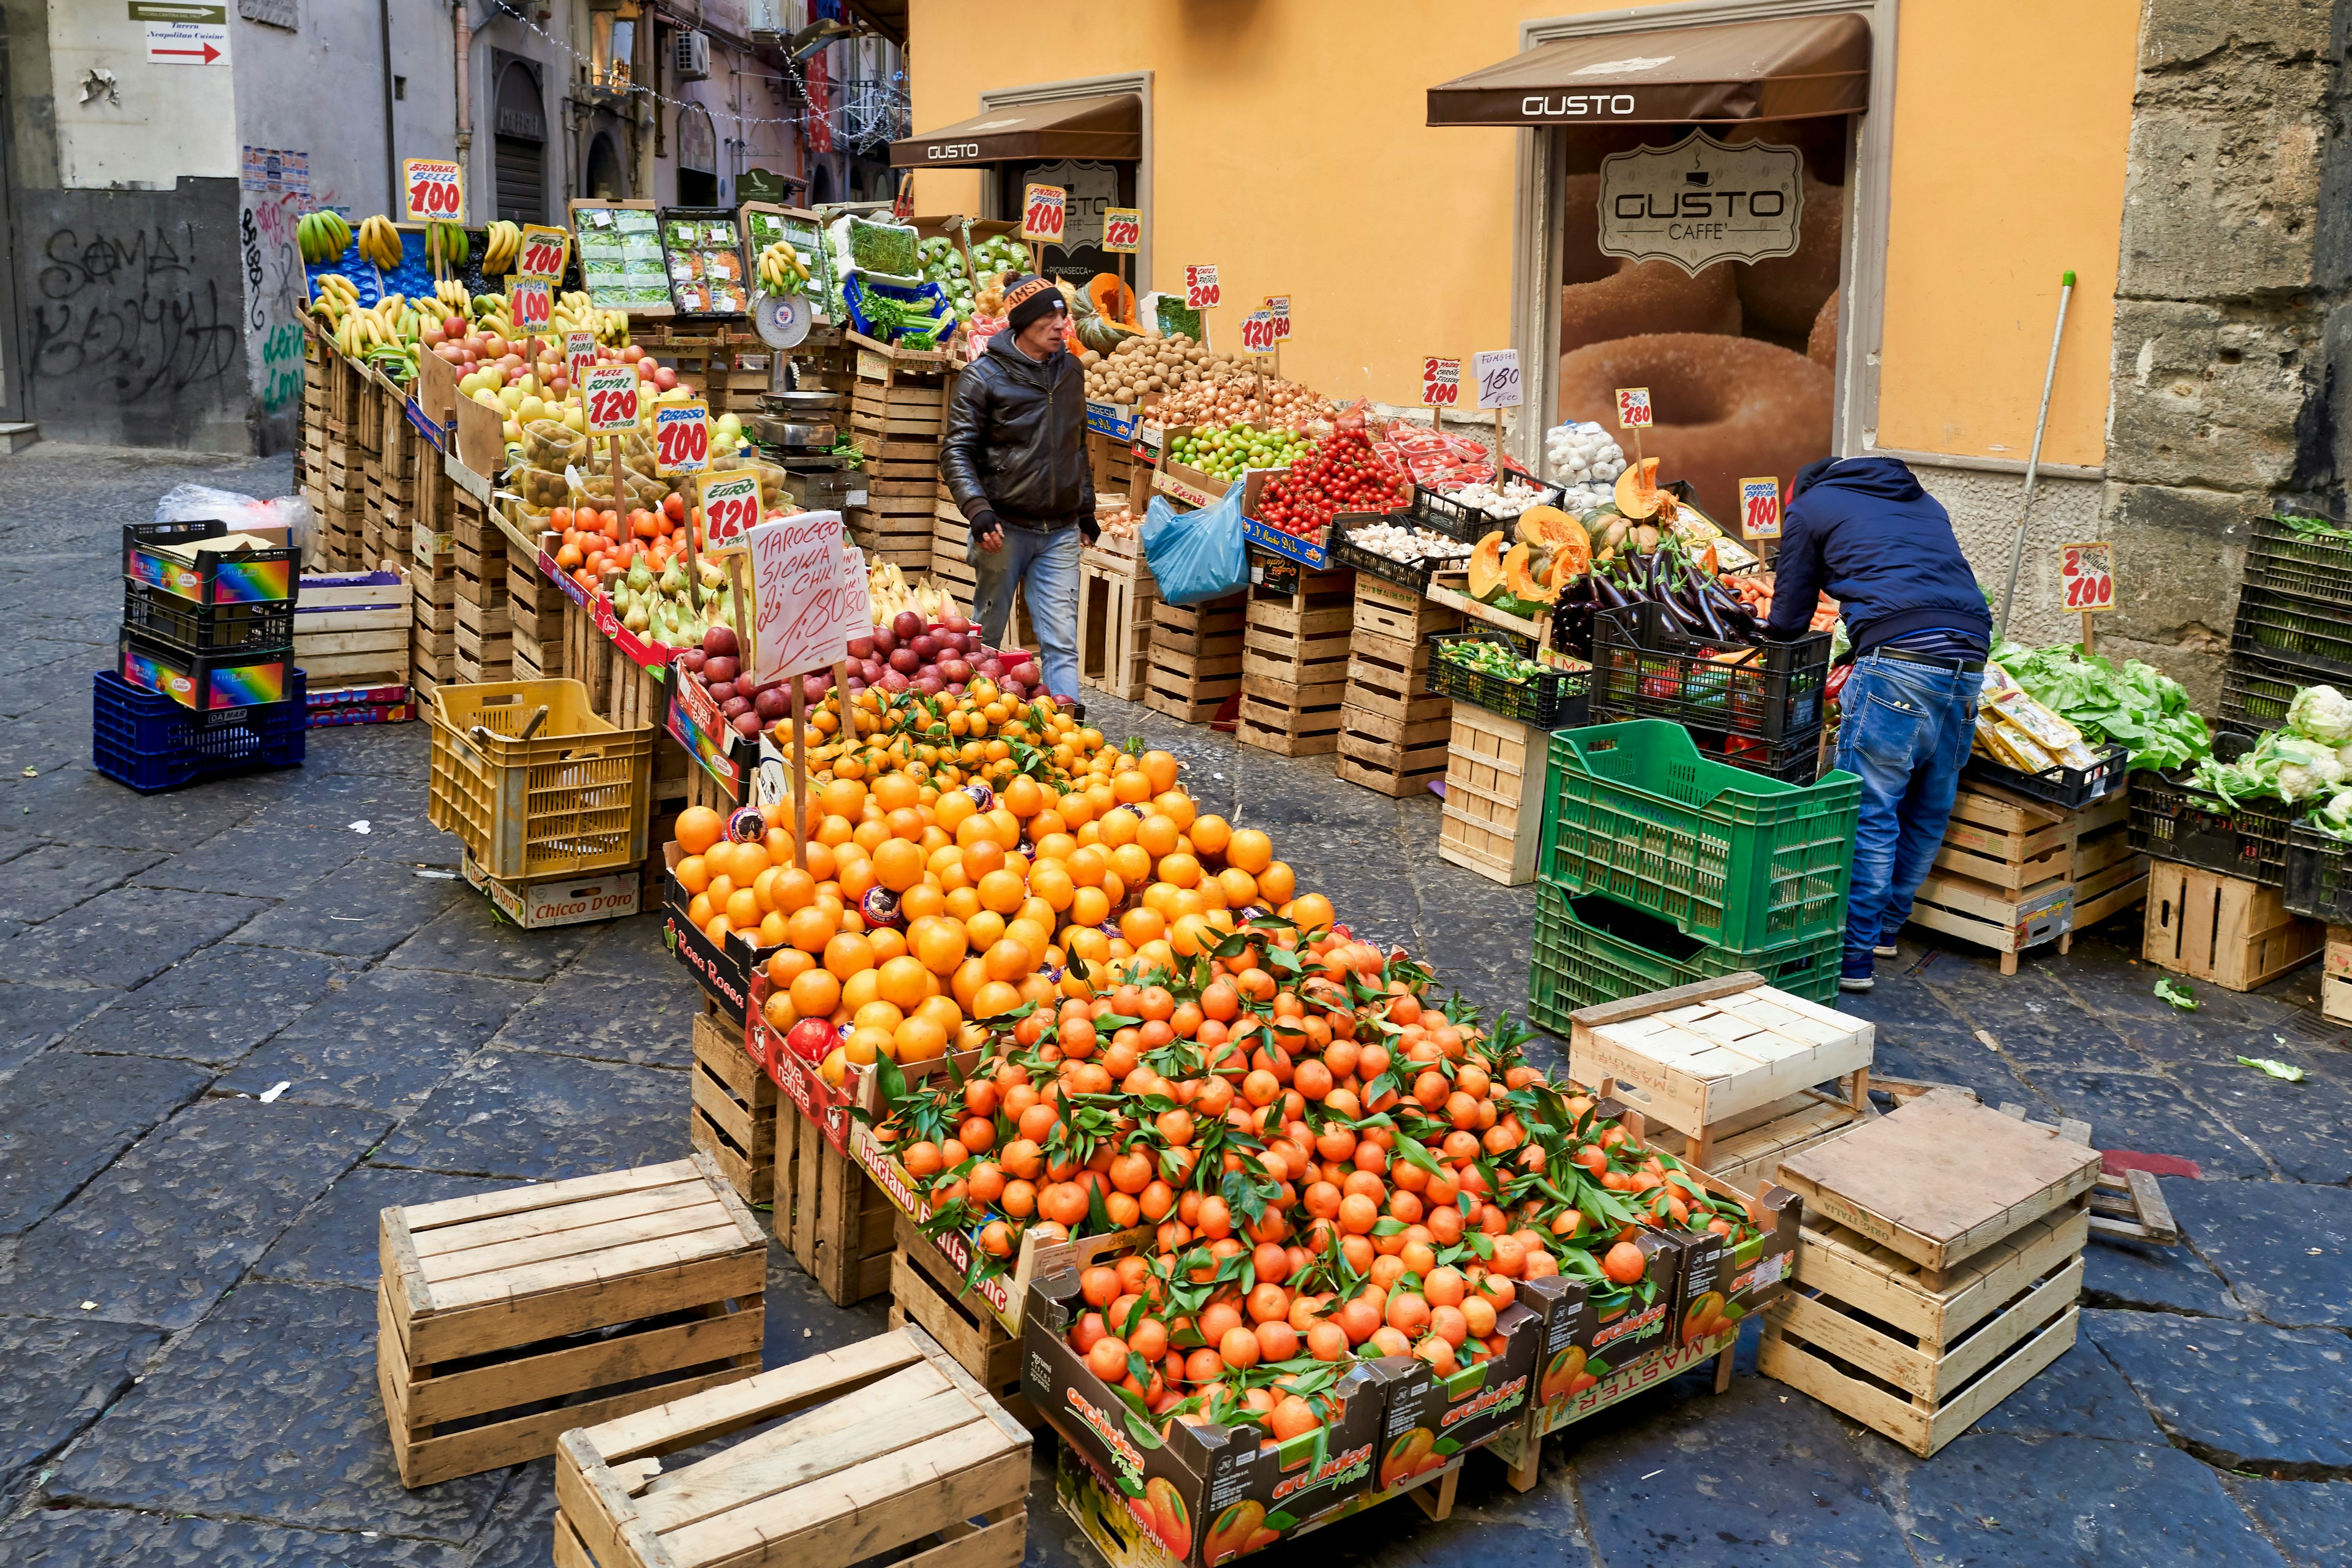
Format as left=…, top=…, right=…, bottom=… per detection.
left=1527, top=883, right=1844, bottom=1035
left=1539, top=720, right=1860, bottom=949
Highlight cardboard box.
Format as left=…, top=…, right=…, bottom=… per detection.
left=660, top=840, right=782, bottom=1025
left=459, top=850, right=641, bottom=928
left=1515, top=1229, right=1681, bottom=1413
left=1369, top=1300, right=1545, bottom=1479
left=666, top=672, right=760, bottom=807
left=742, top=970, right=858, bottom=1154
left=1661, top=1170, right=1803, bottom=1348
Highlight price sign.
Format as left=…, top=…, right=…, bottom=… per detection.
left=402, top=157, right=464, bottom=222
left=700, top=470, right=763, bottom=544
left=582, top=364, right=640, bottom=432
left=2060, top=541, right=2116, bottom=612
left=1185, top=265, right=1220, bottom=310
left=1263, top=295, right=1292, bottom=342
left=1615, top=386, right=1653, bottom=429
left=1472, top=350, right=1521, bottom=410
left=565, top=331, right=597, bottom=382
left=1020, top=184, right=1066, bottom=243
left=653, top=401, right=710, bottom=477
left=837, top=541, right=872, bottom=646
left=1740, top=477, right=1783, bottom=540
left=747, top=510, right=850, bottom=684
left=517, top=223, right=570, bottom=282
left=1239, top=311, right=1278, bottom=355
left=1421, top=356, right=1461, bottom=407
left=1103, top=208, right=1142, bottom=254
left=509, top=281, right=551, bottom=337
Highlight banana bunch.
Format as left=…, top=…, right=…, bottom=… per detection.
left=356, top=214, right=404, bottom=271
left=425, top=221, right=471, bottom=273
left=541, top=292, right=630, bottom=347
left=480, top=220, right=522, bottom=274
left=307, top=272, right=360, bottom=324
left=434, top=278, right=472, bottom=315
left=756, top=240, right=812, bottom=295
left=311, top=288, right=424, bottom=382
left=297, top=209, right=353, bottom=265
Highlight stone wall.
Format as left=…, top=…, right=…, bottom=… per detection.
left=2098, top=0, right=2352, bottom=710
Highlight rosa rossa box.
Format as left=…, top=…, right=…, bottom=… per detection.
left=1024, top=1265, right=1387, bottom=1568
left=742, top=970, right=858, bottom=1153
left=1367, top=1297, right=1544, bottom=1485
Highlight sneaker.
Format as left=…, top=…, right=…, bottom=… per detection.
left=1838, top=973, right=1876, bottom=993
left=1873, top=943, right=1898, bottom=959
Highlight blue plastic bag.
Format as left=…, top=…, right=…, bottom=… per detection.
left=1140, top=490, right=1247, bottom=606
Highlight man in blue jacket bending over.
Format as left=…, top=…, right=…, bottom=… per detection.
left=1766, top=456, right=1992, bottom=993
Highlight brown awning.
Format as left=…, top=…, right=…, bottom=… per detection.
left=889, top=92, right=1141, bottom=168
left=1428, top=15, right=1869, bottom=126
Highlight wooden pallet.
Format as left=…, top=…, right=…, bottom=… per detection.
left=690, top=1011, right=778, bottom=1204
left=887, top=1213, right=1038, bottom=1430
left=1077, top=547, right=1158, bottom=700
left=1760, top=1203, right=2085, bottom=1457
left=554, top=1324, right=1029, bottom=1568
left=1436, top=703, right=1548, bottom=885
left=1144, top=595, right=1245, bottom=725
left=377, top=1153, right=766, bottom=1487
left=2143, top=859, right=2323, bottom=992
left=777, top=1099, right=895, bottom=1307
left=1775, top=1087, right=2103, bottom=1280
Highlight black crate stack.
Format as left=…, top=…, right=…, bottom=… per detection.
left=1581, top=600, right=1834, bottom=784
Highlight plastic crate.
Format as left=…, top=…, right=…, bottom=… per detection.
left=91, top=669, right=306, bottom=793
left=1327, top=513, right=1444, bottom=594
left=1590, top=601, right=1829, bottom=744
left=2127, top=768, right=2294, bottom=888
left=2231, top=583, right=2352, bottom=675
left=2245, top=512, right=2352, bottom=607
left=2217, top=646, right=2334, bottom=736
left=1686, top=721, right=1830, bottom=786
left=123, top=581, right=294, bottom=655
left=1540, top=720, right=1859, bottom=949
left=1958, top=742, right=2130, bottom=810
left=2284, top=824, right=2352, bottom=922
left=1528, top=884, right=1844, bottom=1031
left=1423, top=628, right=1588, bottom=726
left=123, top=520, right=296, bottom=608
left=1408, top=483, right=1566, bottom=545
left=428, top=679, right=654, bottom=881
left=119, top=628, right=296, bottom=712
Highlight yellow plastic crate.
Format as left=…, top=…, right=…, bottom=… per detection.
left=428, top=679, right=652, bottom=881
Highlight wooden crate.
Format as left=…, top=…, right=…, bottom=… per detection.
left=1908, top=786, right=2136, bottom=974
left=553, top=1324, right=1029, bottom=1568
left=1567, top=974, right=1874, bottom=1166
left=2070, top=820, right=2148, bottom=929
left=294, top=568, right=410, bottom=688
left=1334, top=622, right=1451, bottom=797
left=1144, top=595, right=1245, bottom=725
left=777, top=1099, right=895, bottom=1307
left=2143, top=858, right=2322, bottom=992
left=690, top=1011, right=778, bottom=1203
left=1077, top=547, right=1158, bottom=700
left=1761, top=1204, right=2086, bottom=1457
left=1436, top=704, right=1547, bottom=885
left=1907, top=870, right=2073, bottom=977
left=1241, top=569, right=1355, bottom=690
left=1236, top=678, right=1346, bottom=756
left=888, top=1213, right=1036, bottom=1430
left=1775, top=1087, right=2103, bottom=1279
left=377, top=1153, right=766, bottom=1487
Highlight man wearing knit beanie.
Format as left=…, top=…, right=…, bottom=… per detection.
left=939, top=274, right=1092, bottom=702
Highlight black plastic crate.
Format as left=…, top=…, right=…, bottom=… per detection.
left=2218, top=645, right=2342, bottom=735
left=1423, top=628, right=1586, bottom=727
left=1589, top=601, right=1829, bottom=743
left=2245, top=511, right=2352, bottom=608
left=1959, top=742, right=2130, bottom=810
left=2127, top=769, right=2295, bottom=888
left=118, top=628, right=298, bottom=714
left=123, top=521, right=298, bottom=609
left=1408, top=481, right=1566, bottom=544
left=2284, top=824, right=2352, bottom=922
left=1327, top=513, right=1444, bottom=594
left=2231, top=582, right=2352, bottom=676
left=123, top=582, right=295, bottom=655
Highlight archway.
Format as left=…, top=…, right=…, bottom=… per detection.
left=585, top=132, right=626, bottom=200
left=492, top=58, right=546, bottom=224
left=677, top=102, right=718, bottom=206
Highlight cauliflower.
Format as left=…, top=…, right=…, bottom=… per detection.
left=2288, top=684, right=2352, bottom=745
left=2274, top=733, right=2345, bottom=802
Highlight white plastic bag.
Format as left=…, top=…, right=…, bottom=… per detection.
left=153, top=483, right=314, bottom=555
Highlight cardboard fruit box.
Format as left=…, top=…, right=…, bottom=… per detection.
left=1515, top=1228, right=1682, bottom=1413
left=1024, top=1267, right=1389, bottom=1568
left=742, top=970, right=859, bottom=1153
left=1660, top=1166, right=1803, bottom=1349
left=1367, top=1297, right=1545, bottom=1482
left=661, top=841, right=785, bottom=1025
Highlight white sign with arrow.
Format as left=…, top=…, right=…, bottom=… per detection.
left=132, top=2, right=231, bottom=66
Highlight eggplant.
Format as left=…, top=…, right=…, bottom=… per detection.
left=1691, top=583, right=1732, bottom=641
left=1591, top=571, right=1630, bottom=612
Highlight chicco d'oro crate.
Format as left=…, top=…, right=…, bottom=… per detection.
left=428, top=679, right=653, bottom=881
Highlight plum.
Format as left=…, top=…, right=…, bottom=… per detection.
left=892, top=609, right=925, bottom=641
left=703, top=625, right=739, bottom=658
left=753, top=687, right=791, bottom=720
left=888, top=647, right=921, bottom=674
left=705, top=654, right=740, bottom=685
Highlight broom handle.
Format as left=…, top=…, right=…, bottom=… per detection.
left=1997, top=271, right=2075, bottom=641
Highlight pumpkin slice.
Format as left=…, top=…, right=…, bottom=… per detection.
left=1614, top=458, right=1664, bottom=520
left=1516, top=504, right=1575, bottom=549
left=1502, top=541, right=1559, bottom=605
left=1466, top=531, right=1509, bottom=600
left=1545, top=518, right=1592, bottom=586
left=1087, top=273, right=1138, bottom=329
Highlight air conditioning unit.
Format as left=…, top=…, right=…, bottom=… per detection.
left=674, top=29, right=712, bottom=81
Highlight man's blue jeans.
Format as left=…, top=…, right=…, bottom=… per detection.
left=1832, top=650, right=1980, bottom=973
left=973, top=522, right=1082, bottom=698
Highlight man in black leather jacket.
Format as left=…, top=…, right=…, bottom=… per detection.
left=939, top=275, right=1093, bottom=700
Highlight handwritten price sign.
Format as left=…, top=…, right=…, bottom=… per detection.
left=402, top=157, right=463, bottom=222
left=1185, top=265, right=1220, bottom=311
left=566, top=331, right=597, bottom=383
left=509, top=281, right=551, bottom=337
left=1020, top=184, right=1066, bottom=244
left=1239, top=311, right=1278, bottom=355
left=700, top=471, right=763, bottom=544
left=1264, top=295, right=1292, bottom=342
left=1422, top=356, right=1461, bottom=407
left=748, top=510, right=850, bottom=684
left=1740, top=478, right=1783, bottom=540
left=1472, top=350, right=1521, bottom=410
left=2060, top=541, right=2116, bottom=612
left=581, top=364, right=640, bottom=432
left=1102, top=208, right=1141, bottom=254
left=1615, top=386, right=1653, bottom=429
left=653, top=401, right=710, bottom=477
left=517, top=224, right=570, bottom=282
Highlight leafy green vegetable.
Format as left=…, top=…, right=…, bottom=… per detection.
left=846, top=216, right=919, bottom=277
left=2236, top=1055, right=2305, bottom=1082
left=1989, top=644, right=2210, bottom=771
left=2278, top=513, right=2352, bottom=540
left=2153, top=977, right=2198, bottom=1011
left=1438, top=637, right=1547, bottom=683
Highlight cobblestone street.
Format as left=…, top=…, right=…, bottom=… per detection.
left=2, top=445, right=2350, bottom=1566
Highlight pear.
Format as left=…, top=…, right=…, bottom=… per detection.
left=627, top=559, right=653, bottom=594
left=624, top=600, right=650, bottom=634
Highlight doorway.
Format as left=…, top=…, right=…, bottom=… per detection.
left=492, top=57, right=547, bottom=224
left=584, top=132, right=626, bottom=200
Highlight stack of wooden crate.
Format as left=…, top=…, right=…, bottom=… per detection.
left=505, top=551, right=566, bottom=681
left=690, top=1009, right=777, bottom=1203
left=1335, top=579, right=1459, bottom=796
left=1145, top=594, right=1246, bottom=724
left=450, top=486, right=512, bottom=685
left=848, top=334, right=951, bottom=567
left=1909, top=782, right=2144, bottom=976
left=409, top=521, right=459, bottom=704
left=367, top=393, right=422, bottom=572
left=776, top=1101, right=895, bottom=1308
left=1076, top=532, right=1156, bottom=701
left=1762, top=1088, right=2103, bottom=1457
left=322, top=368, right=380, bottom=570
left=294, top=569, right=412, bottom=720
left=1238, top=565, right=1357, bottom=756
left=1436, top=704, right=1551, bottom=884
left=299, top=331, right=330, bottom=518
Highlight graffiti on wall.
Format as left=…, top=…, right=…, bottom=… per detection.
left=241, top=147, right=312, bottom=421
left=28, top=222, right=242, bottom=400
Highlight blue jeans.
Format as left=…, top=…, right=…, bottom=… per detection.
left=1833, top=650, right=1980, bottom=972
left=972, top=523, right=1081, bottom=698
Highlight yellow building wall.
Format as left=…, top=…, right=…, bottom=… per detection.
left=905, top=0, right=2136, bottom=467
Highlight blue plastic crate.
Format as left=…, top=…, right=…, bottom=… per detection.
left=91, top=669, right=307, bottom=793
